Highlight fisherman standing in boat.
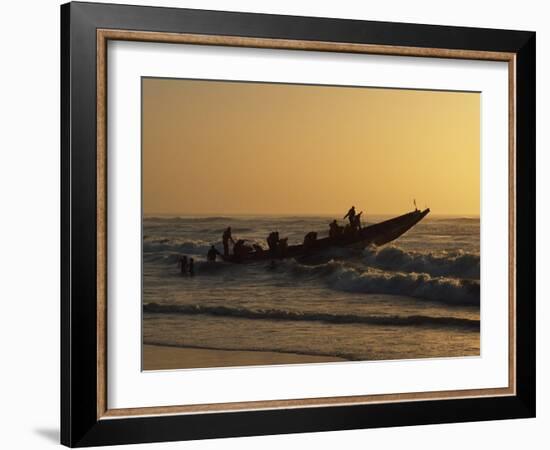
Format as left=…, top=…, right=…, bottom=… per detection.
left=222, top=226, right=235, bottom=257
left=266, top=231, right=280, bottom=255
left=352, top=211, right=363, bottom=230
left=343, top=206, right=356, bottom=225
left=278, top=237, right=289, bottom=257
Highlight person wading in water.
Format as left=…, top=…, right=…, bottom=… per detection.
left=179, top=255, right=188, bottom=275
left=207, top=245, right=221, bottom=262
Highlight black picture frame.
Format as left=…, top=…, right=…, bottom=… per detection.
left=61, top=1, right=536, bottom=447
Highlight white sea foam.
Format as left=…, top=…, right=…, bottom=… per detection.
left=362, top=245, right=479, bottom=279
left=279, top=259, right=479, bottom=305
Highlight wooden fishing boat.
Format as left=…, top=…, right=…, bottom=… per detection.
left=220, top=208, right=430, bottom=263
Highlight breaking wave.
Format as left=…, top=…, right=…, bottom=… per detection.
left=143, top=302, right=479, bottom=330
left=143, top=238, right=213, bottom=258
left=143, top=243, right=479, bottom=304
left=279, top=259, right=480, bottom=305
left=362, top=245, right=479, bottom=279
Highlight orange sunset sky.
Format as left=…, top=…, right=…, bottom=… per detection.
left=142, top=78, right=480, bottom=216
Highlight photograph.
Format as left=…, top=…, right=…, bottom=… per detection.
left=141, top=77, right=481, bottom=370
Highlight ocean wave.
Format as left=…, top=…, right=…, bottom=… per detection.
left=143, top=302, right=479, bottom=330
left=442, top=217, right=480, bottom=222
left=198, top=227, right=254, bottom=233
left=145, top=216, right=234, bottom=222
left=143, top=238, right=214, bottom=256
left=193, top=260, right=244, bottom=275
left=278, top=260, right=479, bottom=305
left=362, top=245, right=479, bottom=279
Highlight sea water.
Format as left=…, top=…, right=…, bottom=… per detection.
left=143, top=215, right=480, bottom=363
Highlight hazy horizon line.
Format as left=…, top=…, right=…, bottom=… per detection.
left=143, top=211, right=480, bottom=218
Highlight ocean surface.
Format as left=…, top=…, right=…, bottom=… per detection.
left=143, top=214, right=480, bottom=365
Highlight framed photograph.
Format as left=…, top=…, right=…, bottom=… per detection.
left=61, top=2, right=536, bottom=447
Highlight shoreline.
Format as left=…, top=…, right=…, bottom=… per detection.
left=143, top=344, right=345, bottom=370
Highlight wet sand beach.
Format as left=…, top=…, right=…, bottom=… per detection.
left=143, top=344, right=345, bottom=370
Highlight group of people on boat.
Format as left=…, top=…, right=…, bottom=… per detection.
left=330, top=205, right=363, bottom=238
left=202, top=206, right=365, bottom=262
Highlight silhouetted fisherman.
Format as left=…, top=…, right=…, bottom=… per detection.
left=189, top=258, right=195, bottom=276
left=222, top=226, right=235, bottom=256
left=343, top=206, right=356, bottom=225
left=179, top=255, right=188, bottom=275
left=266, top=231, right=280, bottom=254
left=329, top=219, right=342, bottom=238
left=352, top=211, right=363, bottom=230
left=207, top=245, right=221, bottom=262
left=278, top=237, right=289, bottom=257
